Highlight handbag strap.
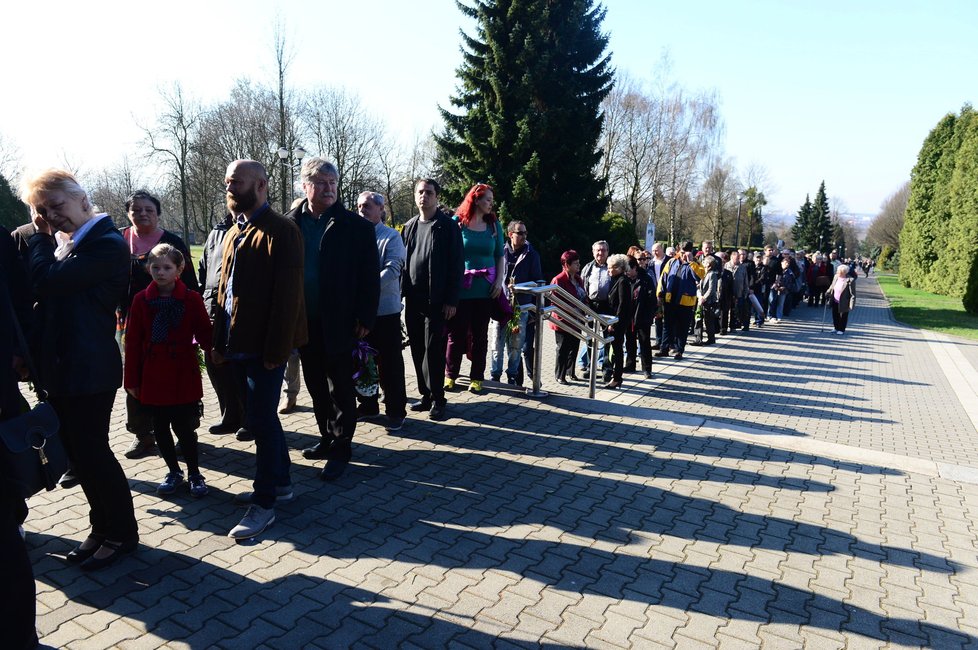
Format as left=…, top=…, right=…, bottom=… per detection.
left=0, top=278, right=46, bottom=402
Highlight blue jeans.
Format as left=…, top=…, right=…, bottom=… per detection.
left=767, top=290, right=786, bottom=320
left=233, top=358, right=290, bottom=509
left=490, top=309, right=528, bottom=380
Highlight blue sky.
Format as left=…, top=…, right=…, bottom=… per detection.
left=2, top=0, right=975, bottom=217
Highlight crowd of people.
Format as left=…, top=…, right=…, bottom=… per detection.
left=553, top=239, right=863, bottom=388
left=0, top=159, right=868, bottom=646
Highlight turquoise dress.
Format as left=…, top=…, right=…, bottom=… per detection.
left=458, top=221, right=505, bottom=301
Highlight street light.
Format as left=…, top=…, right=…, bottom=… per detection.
left=277, top=146, right=307, bottom=212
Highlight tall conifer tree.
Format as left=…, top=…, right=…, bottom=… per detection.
left=791, top=194, right=813, bottom=249
left=899, top=112, right=960, bottom=290
left=812, top=181, right=833, bottom=252
left=436, top=0, right=614, bottom=269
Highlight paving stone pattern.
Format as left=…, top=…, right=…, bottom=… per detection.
left=25, top=274, right=978, bottom=648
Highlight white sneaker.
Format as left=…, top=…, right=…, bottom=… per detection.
left=228, top=505, right=275, bottom=539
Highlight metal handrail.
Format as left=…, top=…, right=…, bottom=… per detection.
left=512, top=281, right=617, bottom=399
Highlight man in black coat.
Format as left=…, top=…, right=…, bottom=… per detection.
left=0, top=225, right=37, bottom=647
left=287, top=157, right=380, bottom=481
left=401, top=179, right=464, bottom=420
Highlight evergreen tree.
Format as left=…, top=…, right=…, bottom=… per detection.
left=899, top=111, right=962, bottom=290
left=436, top=0, right=614, bottom=271
left=0, top=173, right=29, bottom=231
left=812, top=181, right=832, bottom=252
left=791, top=194, right=813, bottom=249
left=943, top=110, right=978, bottom=311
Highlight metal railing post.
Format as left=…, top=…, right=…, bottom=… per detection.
left=527, top=287, right=548, bottom=398
left=589, top=317, right=599, bottom=399
left=509, top=281, right=616, bottom=401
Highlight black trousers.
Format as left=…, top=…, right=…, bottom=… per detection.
left=405, top=297, right=448, bottom=406
left=0, top=493, right=36, bottom=650
left=51, top=391, right=138, bottom=542
left=554, top=329, right=579, bottom=379
left=126, top=392, right=154, bottom=440
left=609, top=326, right=625, bottom=381
left=635, top=325, right=652, bottom=371
left=205, top=350, right=244, bottom=430
left=151, top=402, right=201, bottom=475
left=624, top=327, right=638, bottom=369
left=359, top=312, right=408, bottom=419
left=300, top=319, right=356, bottom=461
left=831, top=299, right=850, bottom=332
left=662, top=303, right=694, bottom=353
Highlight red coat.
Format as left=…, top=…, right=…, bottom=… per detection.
left=124, top=279, right=213, bottom=406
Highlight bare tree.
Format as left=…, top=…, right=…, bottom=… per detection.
left=301, top=85, right=384, bottom=207
left=0, top=132, right=23, bottom=183
left=270, top=19, right=305, bottom=212
left=86, top=157, right=150, bottom=229
left=140, top=83, right=200, bottom=243
left=658, top=88, right=720, bottom=244
left=866, top=181, right=910, bottom=251
left=697, top=157, right=738, bottom=245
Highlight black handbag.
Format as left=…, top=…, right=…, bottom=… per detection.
left=0, top=284, right=66, bottom=498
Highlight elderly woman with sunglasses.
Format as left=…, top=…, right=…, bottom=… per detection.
left=118, top=191, right=199, bottom=460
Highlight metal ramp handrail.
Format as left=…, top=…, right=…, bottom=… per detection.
left=511, top=281, right=617, bottom=399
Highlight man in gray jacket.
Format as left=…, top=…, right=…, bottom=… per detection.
left=356, top=191, right=407, bottom=431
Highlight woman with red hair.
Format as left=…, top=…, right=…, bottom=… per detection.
left=445, top=183, right=506, bottom=394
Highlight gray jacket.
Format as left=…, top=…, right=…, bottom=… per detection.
left=375, top=221, right=406, bottom=316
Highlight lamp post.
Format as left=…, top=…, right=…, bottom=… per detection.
left=277, top=146, right=307, bottom=212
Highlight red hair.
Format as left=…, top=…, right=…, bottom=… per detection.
left=455, top=183, right=497, bottom=227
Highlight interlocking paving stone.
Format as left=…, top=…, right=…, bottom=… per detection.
left=21, top=273, right=978, bottom=647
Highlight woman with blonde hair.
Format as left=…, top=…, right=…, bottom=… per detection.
left=22, top=169, right=139, bottom=571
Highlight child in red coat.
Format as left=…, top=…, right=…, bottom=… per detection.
left=125, top=244, right=213, bottom=497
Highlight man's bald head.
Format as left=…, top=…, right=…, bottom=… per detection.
left=225, top=159, right=269, bottom=215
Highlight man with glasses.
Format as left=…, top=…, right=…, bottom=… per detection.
left=648, top=243, right=667, bottom=349
left=578, top=240, right=611, bottom=378
left=490, top=220, right=542, bottom=385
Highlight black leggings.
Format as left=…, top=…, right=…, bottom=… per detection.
left=151, top=402, right=201, bottom=475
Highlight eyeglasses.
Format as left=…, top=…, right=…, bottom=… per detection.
left=512, top=231, right=527, bottom=236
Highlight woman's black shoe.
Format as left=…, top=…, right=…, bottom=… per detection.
left=80, top=538, right=138, bottom=571
left=603, top=379, right=622, bottom=389
left=66, top=535, right=105, bottom=564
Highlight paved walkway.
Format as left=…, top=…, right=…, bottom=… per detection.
left=25, top=274, right=978, bottom=648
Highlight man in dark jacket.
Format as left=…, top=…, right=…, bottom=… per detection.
left=287, top=157, right=380, bottom=481
left=629, top=256, right=657, bottom=378
left=402, top=179, right=463, bottom=420
left=490, top=220, right=542, bottom=385
left=199, top=214, right=244, bottom=436
left=0, top=225, right=38, bottom=649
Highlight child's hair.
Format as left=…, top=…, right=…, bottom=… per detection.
left=148, top=243, right=185, bottom=267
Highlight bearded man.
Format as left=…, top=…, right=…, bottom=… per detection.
left=212, top=159, right=307, bottom=540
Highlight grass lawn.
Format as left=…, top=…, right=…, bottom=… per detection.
left=876, top=274, right=978, bottom=341
left=190, top=244, right=204, bottom=264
